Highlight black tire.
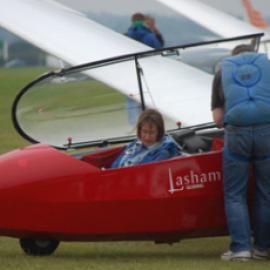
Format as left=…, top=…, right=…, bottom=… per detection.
left=19, top=238, right=59, bottom=256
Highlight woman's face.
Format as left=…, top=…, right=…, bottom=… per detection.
left=140, top=123, right=158, bottom=147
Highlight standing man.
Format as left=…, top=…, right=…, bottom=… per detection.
left=212, top=44, right=270, bottom=261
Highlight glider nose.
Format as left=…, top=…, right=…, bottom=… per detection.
left=0, top=148, right=28, bottom=190
left=0, top=144, right=52, bottom=190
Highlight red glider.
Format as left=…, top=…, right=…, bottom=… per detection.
left=0, top=35, right=260, bottom=255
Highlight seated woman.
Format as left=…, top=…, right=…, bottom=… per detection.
left=111, top=109, right=181, bottom=168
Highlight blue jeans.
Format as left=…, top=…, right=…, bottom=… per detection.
left=223, top=124, right=270, bottom=252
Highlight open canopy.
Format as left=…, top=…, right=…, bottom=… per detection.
left=12, top=34, right=263, bottom=149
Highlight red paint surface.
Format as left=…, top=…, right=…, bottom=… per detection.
left=0, top=141, right=248, bottom=243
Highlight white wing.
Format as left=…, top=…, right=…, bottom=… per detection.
left=0, top=0, right=214, bottom=127
left=155, top=0, right=266, bottom=38
left=155, top=0, right=270, bottom=58
left=0, top=0, right=150, bottom=64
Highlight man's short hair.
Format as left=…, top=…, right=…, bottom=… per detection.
left=232, top=44, right=255, bottom=55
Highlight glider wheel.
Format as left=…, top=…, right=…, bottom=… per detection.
left=19, top=238, right=59, bottom=256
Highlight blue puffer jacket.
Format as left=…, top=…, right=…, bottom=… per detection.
left=127, top=23, right=162, bottom=49
left=111, top=135, right=180, bottom=168
left=221, top=52, right=270, bottom=126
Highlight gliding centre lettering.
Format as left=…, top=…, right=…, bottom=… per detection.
left=168, top=168, right=221, bottom=193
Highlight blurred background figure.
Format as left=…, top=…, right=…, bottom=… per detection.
left=126, top=12, right=163, bottom=48
left=126, top=13, right=164, bottom=129
left=144, top=14, right=165, bottom=47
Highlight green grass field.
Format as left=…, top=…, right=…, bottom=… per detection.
left=0, top=68, right=269, bottom=269
left=0, top=67, right=47, bottom=154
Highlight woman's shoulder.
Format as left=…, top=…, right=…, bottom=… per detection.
left=161, top=135, right=177, bottom=146
left=159, top=135, right=181, bottom=154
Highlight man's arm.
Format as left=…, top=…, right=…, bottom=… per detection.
left=212, top=107, right=224, bottom=128
left=211, top=70, right=225, bottom=128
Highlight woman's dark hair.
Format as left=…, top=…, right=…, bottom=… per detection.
left=136, top=109, right=165, bottom=142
